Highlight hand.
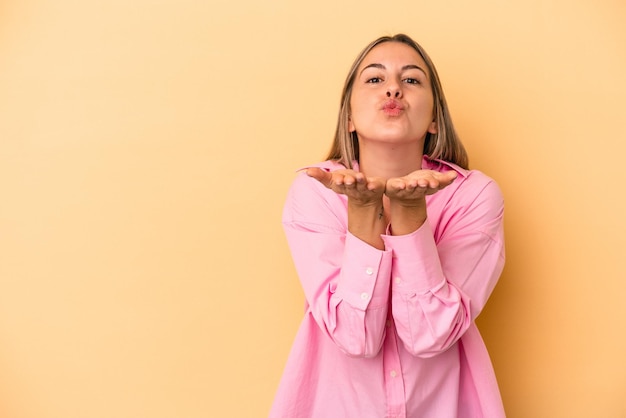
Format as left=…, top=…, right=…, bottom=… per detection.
left=385, top=169, right=457, bottom=205
left=306, top=167, right=386, bottom=206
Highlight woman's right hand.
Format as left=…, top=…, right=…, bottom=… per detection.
left=306, top=167, right=386, bottom=206
left=307, top=167, right=387, bottom=248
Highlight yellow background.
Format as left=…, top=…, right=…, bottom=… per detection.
left=1, top=0, right=625, bottom=417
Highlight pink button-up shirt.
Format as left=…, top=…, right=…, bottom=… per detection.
left=270, top=157, right=506, bottom=418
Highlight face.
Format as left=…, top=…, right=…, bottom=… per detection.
left=348, top=41, right=437, bottom=146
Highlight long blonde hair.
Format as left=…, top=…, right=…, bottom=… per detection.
left=326, top=34, right=469, bottom=169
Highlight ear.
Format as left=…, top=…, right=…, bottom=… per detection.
left=428, top=120, right=438, bottom=134
left=348, top=116, right=355, bottom=132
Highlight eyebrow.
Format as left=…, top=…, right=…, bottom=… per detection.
left=360, top=63, right=428, bottom=78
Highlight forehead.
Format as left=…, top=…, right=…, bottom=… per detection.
left=359, top=42, right=428, bottom=72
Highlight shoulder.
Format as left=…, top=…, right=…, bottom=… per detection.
left=425, top=159, right=504, bottom=240
left=424, top=157, right=504, bottom=229
left=283, top=161, right=348, bottom=227
left=425, top=157, right=502, bottom=201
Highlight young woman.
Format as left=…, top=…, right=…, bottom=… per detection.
left=270, top=34, right=506, bottom=418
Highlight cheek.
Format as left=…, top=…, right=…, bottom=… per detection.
left=348, top=96, right=371, bottom=131
left=348, top=110, right=367, bottom=133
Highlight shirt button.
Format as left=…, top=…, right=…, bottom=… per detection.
left=360, top=292, right=369, bottom=300
left=386, top=320, right=391, bottom=328
left=394, top=277, right=402, bottom=284
left=365, top=267, right=374, bottom=275
left=390, top=370, right=397, bottom=378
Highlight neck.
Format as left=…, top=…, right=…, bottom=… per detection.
left=358, top=140, right=424, bottom=179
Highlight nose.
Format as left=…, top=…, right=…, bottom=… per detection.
left=386, top=82, right=402, bottom=98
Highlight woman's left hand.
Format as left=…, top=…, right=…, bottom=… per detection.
left=385, top=170, right=457, bottom=204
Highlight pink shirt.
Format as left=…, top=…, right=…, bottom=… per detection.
left=270, top=157, right=506, bottom=418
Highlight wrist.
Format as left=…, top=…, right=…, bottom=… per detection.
left=347, top=199, right=386, bottom=249
left=388, top=199, right=427, bottom=235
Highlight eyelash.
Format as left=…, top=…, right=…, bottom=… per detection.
left=365, top=77, right=421, bottom=85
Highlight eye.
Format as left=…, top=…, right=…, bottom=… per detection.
left=366, top=77, right=383, bottom=83
left=403, top=78, right=421, bottom=85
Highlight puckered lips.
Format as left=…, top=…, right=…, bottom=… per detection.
left=382, top=99, right=404, bottom=116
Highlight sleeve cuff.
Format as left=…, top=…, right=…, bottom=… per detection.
left=381, top=219, right=446, bottom=293
left=334, top=232, right=393, bottom=310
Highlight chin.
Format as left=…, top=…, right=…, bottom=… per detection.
left=373, top=132, right=420, bottom=144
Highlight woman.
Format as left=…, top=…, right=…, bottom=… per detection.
left=270, top=34, right=505, bottom=418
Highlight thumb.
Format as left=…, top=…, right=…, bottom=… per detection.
left=443, top=170, right=458, bottom=182
left=306, top=167, right=333, bottom=187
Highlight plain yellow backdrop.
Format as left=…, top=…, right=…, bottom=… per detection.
left=1, top=0, right=625, bottom=417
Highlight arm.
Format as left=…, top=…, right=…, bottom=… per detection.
left=384, top=174, right=505, bottom=358
left=282, top=169, right=392, bottom=357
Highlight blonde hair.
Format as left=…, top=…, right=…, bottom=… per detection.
left=326, top=34, right=469, bottom=169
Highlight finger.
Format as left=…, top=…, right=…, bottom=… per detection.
left=366, top=177, right=386, bottom=192
left=354, top=172, right=366, bottom=185
left=442, top=170, right=458, bottom=182
left=434, top=171, right=458, bottom=188
left=417, top=171, right=456, bottom=189
left=306, top=167, right=333, bottom=188
left=332, top=173, right=346, bottom=186
left=417, top=177, right=431, bottom=188
left=386, top=177, right=407, bottom=191
left=353, top=174, right=371, bottom=191
left=343, top=173, right=359, bottom=186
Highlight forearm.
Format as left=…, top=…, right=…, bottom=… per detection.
left=284, top=223, right=393, bottom=357
left=382, top=224, right=471, bottom=357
